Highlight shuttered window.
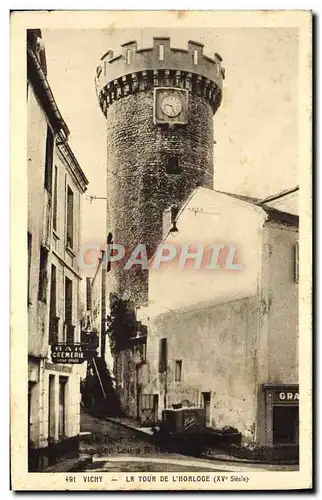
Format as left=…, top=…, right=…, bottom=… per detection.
left=38, top=246, right=49, bottom=303
left=159, top=338, right=167, bottom=373
left=66, top=186, right=74, bottom=248
left=44, top=125, right=54, bottom=194
left=141, top=394, right=155, bottom=410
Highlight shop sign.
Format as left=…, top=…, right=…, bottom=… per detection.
left=274, top=390, right=299, bottom=404
left=51, top=343, right=98, bottom=364
left=263, top=384, right=299, bottom=405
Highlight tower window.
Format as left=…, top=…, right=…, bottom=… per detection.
left=166, top=157, right=181, bottom=175
left=193, top=49, right=199, bottom=65
left=159, top=44, right=164, bottom=61
left=126, top=49, right=131, bottom=65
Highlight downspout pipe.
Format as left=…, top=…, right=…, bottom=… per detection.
left=27, top=45, right=70, bottom=141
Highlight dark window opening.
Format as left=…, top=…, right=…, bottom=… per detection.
left=53, top=165, right=58, bottom=231
left=158, top=338, right=167, bottom=373
left=44, top=125, right=54, bottom=194
left=202, top=391, right=211, bottom=425
left=273, top=406, right=299, bottom=445
left=49, top=265, right=58, bottom=343
left=50, top=265, right=56, bottom=315
left=38, top=246, right=49, bottom=303
left=65, top=277, right=73, bottom=323
left=64, top=277, right=74, bottom=342
left=66, top=186, right=74, bottom=248
left=166, top=157, right=181, bottom=175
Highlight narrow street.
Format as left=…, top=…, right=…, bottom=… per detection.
left=75, top=409, right=298, bottom=473
left=79, top=409, right=222, bottom=472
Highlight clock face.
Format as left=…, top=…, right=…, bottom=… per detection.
left=161, top=95, right=182, bottom=117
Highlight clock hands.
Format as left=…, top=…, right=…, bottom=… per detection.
left=165, top=103, right=175, bottom=115
left=161, top=96, right=181, bottom=117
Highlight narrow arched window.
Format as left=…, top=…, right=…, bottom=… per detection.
left=126, top=49, right=131, bottom=65
left=193, top=49, right=198, bottom=65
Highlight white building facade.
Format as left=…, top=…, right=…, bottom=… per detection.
left=124, top=187, right=299, bottom=455
left=27, top=29, right=88, bottom=471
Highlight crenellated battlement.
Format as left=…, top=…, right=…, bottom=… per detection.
left=95, top=37, right=225, bottom=116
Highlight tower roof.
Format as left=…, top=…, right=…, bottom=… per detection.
left=95, top=37, right=225, bottom=116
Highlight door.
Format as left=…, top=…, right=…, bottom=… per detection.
left=48, top=375, right=55, bottom=442
left=153, top=395, right=159, bottom=425
left=58, top=377, right=67, bottom=438
left=202, top=392, right=211, bottom=426
left=273, top=406, right=299, bottom=445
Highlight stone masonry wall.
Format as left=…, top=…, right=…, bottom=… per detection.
left=106, top=89, right=214, bottom=305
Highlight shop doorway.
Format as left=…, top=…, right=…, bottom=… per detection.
left=273, top=406, right=299, bottom=445
left=202, top=392, right=211, bottom=425
left=48, top=375, right=55, bottom=442
left=58, top=376, right=67, bottom=438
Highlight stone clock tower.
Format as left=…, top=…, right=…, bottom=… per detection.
left=95, top=37, right=224, bottom=305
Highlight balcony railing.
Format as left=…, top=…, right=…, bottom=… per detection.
left=49, top=315, right=60, bottom=344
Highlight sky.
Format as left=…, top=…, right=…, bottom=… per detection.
left=41, top=27, right=299, bottom=246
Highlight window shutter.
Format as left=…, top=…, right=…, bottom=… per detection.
left=158, top=338, right=167, bottom=373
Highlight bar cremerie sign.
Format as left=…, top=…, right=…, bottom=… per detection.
left=51, top=343, right=97, bottom=364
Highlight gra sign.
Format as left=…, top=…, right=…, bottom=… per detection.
left=278, top=391, right=299, bottom=401
left=271, top=389, right=299, bottom=404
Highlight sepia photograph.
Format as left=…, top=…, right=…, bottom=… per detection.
left=10, top=10, right=312, bottom=490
